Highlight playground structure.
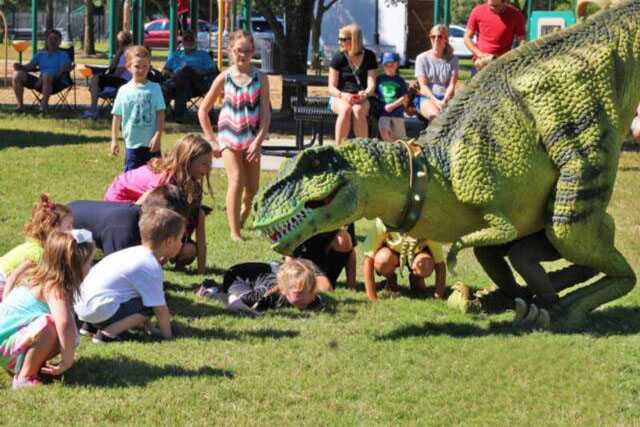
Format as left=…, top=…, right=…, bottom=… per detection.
left=0, top=0, right=616, bottom=105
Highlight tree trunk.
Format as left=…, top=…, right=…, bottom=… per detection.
left=311, top=0, right=338, bottom=71
left=45, top=0, right=54, bottom=32
left=84, top=0, right=96, bottom=55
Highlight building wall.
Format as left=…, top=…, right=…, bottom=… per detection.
left=317, top=0, right=434, bottom=65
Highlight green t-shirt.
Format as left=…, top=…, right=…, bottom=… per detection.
left=0, top=239, right=43, bottom=277
left=111, top=80, right=166, bottom=149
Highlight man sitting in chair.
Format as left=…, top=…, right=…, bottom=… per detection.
left=12, top=29, right=72, bottom=113
left=161, top=30, right=216, bottom=122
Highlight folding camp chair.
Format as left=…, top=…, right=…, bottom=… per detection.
left=30, top=45, right=77, bottom=110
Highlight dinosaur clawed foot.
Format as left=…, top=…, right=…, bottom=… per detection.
left=513, top=298, right=551, bottom=330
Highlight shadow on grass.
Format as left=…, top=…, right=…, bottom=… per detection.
left=166, top=290, right=228, bottom=319
left=376, top=320, right=522, bottom=340
left=65, top=355, right=234, bottom=388
left=174, top=321, right=299, bottom=341
left=0, top=128, right=106, bottom=149
left=376, top=306, right=640, bottom=340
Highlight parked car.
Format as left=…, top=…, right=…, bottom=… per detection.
left=448, top=24, right=473, bottom=58
left=143, top=18, right=211, bottom=49
left=236, top=17, right=284, bottom=55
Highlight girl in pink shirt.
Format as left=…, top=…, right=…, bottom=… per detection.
left=104, top=134, right=213, bottom=274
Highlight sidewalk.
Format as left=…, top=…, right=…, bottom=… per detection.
left=211, top=137, right=310, bottom=171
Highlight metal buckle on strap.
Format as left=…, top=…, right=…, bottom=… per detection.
left=386, top=139, right=428, bottom=233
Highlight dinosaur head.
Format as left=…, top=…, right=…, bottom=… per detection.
left=252, top=145, right=363, bottom=254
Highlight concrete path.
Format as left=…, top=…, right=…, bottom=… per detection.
left=211, top=137, right=324, bottom=171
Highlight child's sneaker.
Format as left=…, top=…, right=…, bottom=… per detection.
left=79, top=322, right=97, bottom=337
left=92, top=330, right=121, bottom=344
left=195, top=284, right=221, bottom=299
left=12, top=375, right=42, bottom=390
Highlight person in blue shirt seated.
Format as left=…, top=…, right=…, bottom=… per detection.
left=161, top=30, right=217, bottom=121
left=12, top=29, right=72, bottom=113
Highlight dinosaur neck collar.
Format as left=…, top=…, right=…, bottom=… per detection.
left=385, top=140, right=428, bottom=233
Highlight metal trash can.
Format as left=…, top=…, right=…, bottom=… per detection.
left=260, top=39, right=281, bottom=74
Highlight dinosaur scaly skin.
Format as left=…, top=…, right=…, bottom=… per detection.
left=253, top=1, right=639, bottom=328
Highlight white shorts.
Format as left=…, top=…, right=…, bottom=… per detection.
left=378, top=116, right=406, bottom=139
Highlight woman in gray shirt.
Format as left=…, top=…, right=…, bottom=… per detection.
left=414, top=25, right=459, bottom=121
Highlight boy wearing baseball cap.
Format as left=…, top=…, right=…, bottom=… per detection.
left=375, top=52, right=408, bottom=141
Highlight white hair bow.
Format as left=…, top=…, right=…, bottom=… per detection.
left=70, top=229, right=93, bottom=244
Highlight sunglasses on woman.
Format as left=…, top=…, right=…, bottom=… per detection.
left=430, top=34, right=445, bottom=40
left=338, top=37, right=350, bottom=42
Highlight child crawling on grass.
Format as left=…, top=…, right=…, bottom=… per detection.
left=74, top=208, right=185, bottom=343
left=363, top=218, right=447, bottom=300
left=0, top=230, right=95, bottom=389
left=215, top=259, right=333, bottom=314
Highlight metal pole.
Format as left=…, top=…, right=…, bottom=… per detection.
left=231, top=0, right=237, bottom=31
left=190, top=0, right=198, bottom=31
left=217, top=0, right=224, bottom=70
left=443, top=0, right=450, bottom=27
left=433, top=0, right=441, bottom=25
left=31, top=0, right=37, bottom=53
left=527, top=0, right=534, bottom=20
left=108, top=0, right=116, bottom=59
left=67, top=0, right=72, bottom=42
left=242, top=0, right=250, bottom=32
left=169, top=0, right=177, bottom=53
left=137, top=0, right=144, bottom=45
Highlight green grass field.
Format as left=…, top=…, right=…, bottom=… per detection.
left=0, top=110, right=639, bottom=425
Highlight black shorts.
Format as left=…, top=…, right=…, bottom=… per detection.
left=23, top=72, right=72, bottom=93
left=92, top=297, right=153, bottom=329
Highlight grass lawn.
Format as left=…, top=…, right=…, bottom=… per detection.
left=0, top=110, right=639, bottom=425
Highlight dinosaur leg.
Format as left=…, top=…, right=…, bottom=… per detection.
left=545, top=147, right=636, bottom=327
left=447, top=211, right=518, bottom=273
left=548, top=265, right=599, bottom=292
left=473, top=245, right=533, bottom=300
left=548, top=211, right=636, bottom=328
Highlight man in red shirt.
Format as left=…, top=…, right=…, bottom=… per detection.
left=464, top=0, right=526, bottom=71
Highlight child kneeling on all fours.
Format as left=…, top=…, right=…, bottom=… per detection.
left=220, top=259, right=333, bottom=315
left=0, top=193, right=74, bottom=302
left=362, top=218, right=447, bottom=300
left=74, top=208, right=185, bottom=343
left=0, top=229, right=96, bottom=390
left=104, top=133, right=213, bottom=274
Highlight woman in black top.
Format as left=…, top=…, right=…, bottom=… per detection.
left=328, top=24, right=378, bottom=145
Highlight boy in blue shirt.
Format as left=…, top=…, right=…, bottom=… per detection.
left=111, top=45, right=166, bottom=171
left=12, top=29, right=72, bottom=113
left=375, top=52, right=408, bottom=142
left=161, top=31, right=216, bottom=121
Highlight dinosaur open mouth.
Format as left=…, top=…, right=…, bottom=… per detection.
left=263, top=207, right=311, bottom=243
left=262, top=184, right=345, bottom=243
left=304, top=183, right=343, bottom=210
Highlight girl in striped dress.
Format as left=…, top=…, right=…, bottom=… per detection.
left=199, top=30, right=271, bottom=241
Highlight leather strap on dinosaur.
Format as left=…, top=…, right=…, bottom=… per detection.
left=386, top=139, right=428, bottom=233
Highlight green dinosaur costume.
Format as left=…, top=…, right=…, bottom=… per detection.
left=253, top=1, right=639, bottom=328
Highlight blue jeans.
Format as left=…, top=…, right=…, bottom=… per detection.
left=124, top=147, right=161, bottom=172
